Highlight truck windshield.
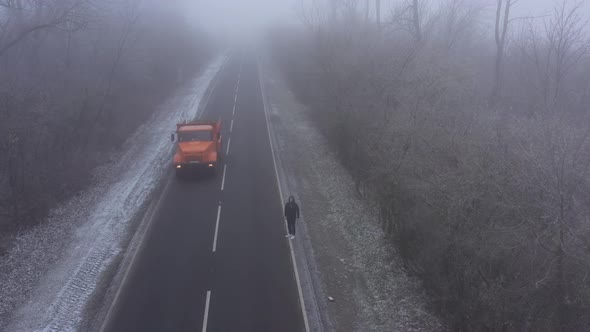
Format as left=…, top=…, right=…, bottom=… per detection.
left=178, top=130, right=212, bottom=142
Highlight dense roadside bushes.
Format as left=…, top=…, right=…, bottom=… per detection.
left=0, top=1, right=213, bottom=234
left=269, top=1, right=590, bottom=330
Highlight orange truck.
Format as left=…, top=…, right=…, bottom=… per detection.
left=171, top=120, right=222, bottom=177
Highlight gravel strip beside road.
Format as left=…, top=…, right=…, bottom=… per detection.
left=260, top=58, right=444, bottom=332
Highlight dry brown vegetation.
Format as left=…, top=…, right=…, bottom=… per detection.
left=271, top=0, right=590, bottom=330
left=0, top=0, right=213, bottom=236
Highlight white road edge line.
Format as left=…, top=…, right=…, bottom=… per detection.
left=202, top=291, right=211, bottom=332
left=232, top=104, right=236, bottom=116
left=212, top=205, right=221, bottom=252
left=221, top=164, right=227, bottom=190
left=226, top=137, right=231, bottom=155
left=99, top=56, right=228, bottom=332
left=230, top=119, right=234, bottom=133
left=234, top=93, right=237, bottom=104
left=99, top=178, right=174, bottom=332
left=257, top=59, right=311, bottom=332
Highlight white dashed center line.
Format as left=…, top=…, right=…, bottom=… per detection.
left=212, top=205, right=221, bottom=252
left=221, top=164, right=227, bottom=191
left=202, top=291, right=211, bottom=332
left=226, top=137, right=231, bottom=155
left=230, top=119, right=234, bottom=133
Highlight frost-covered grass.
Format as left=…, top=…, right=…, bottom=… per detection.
left=261, top=59, right=443, bottom=332
left=0, top=56, right=225, bottom=332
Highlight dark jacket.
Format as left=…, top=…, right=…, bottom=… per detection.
left=284, top=197, right=300, bottom=220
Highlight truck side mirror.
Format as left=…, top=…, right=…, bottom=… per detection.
left=171, top=133, right=175, bottom=142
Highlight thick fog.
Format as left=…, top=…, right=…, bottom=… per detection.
left=186, top=0, right=298, bottom=41
left=265, top=0, right=590, bottom=330
left=184, top=0, right=590, bottom=42
left=2, top=0, right=590, bottom=331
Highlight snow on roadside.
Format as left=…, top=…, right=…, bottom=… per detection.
left=0, top=55, right=226, bottom=332
left=260, top=60, right=444, bottom=331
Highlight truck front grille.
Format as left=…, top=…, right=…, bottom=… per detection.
left=186, top=154, right=203, bottom=162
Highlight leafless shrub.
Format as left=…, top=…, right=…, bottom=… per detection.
left=0, top=1, right=212, bottom=232
left=270, top=0, right=590, bottom=330
left=509, top=0, right=590, bottom=115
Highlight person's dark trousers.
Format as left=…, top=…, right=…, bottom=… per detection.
left=287, top=217, right=296, bottom=235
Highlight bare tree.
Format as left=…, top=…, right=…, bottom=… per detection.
left=411, top=0, right=421, bottom=41
left=376, top=0, right=381, bottom=29
left=516, top=118, right=590, bottom=329
left=390, top=0, right=433, bottom=42
left=438, top=0, right=485, bottom=51
left=490, top=0, right=519, bottom=104
left=273, top=0, right=590, bottom=329
left=297, top=0, right=328, bottom=32
left=0, top=0, right=212, bottom=233
left=515, top=0, right=589, bottom=113
left=298, top=0, right=362, bottom=30
left=93, top=0, right=141, bottom=123
left=365, top=0, right=370, bottom=25
left=545, top=1, right=589, bottom=111
left=0, top=0, right=89, bottom=57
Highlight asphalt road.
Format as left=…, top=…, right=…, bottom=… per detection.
left=101, top=55, right=305, bottom=332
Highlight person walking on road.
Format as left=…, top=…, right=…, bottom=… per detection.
left=284, top=196, right=300, bottom=240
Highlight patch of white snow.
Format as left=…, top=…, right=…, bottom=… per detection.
left=0, top=56, right=226, bottom=332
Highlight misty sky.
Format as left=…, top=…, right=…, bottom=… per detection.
left=187, top=0, right=590, bottom=38
left=189, top=0, right=297, bottom=39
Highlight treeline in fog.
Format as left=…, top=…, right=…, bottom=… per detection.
left=0, top=0, right=213, bottom=235
left=270, top=0, right=590, bottom=330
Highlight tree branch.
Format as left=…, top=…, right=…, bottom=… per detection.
left=0, top=22, right=58, bottom=56
left=0, top=0, right=87, bottom=57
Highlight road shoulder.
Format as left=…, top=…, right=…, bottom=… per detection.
left=0, top=56, right=227, bottom=332
left=259, top=57, right=444, bottom=332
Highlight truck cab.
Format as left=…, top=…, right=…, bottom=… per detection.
left=172, top=121, right=222, bottom=177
